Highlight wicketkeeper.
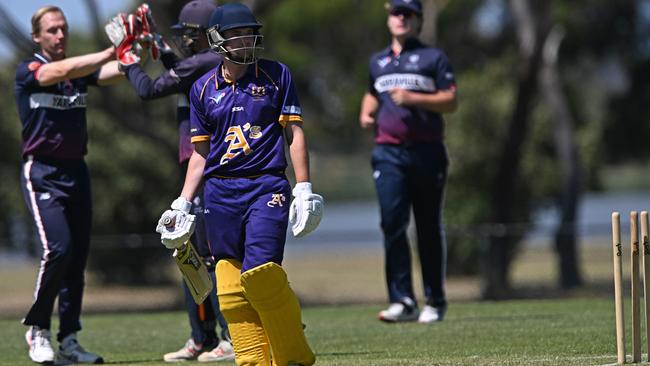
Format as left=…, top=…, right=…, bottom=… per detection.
left=105, top=1, right=234, bottom=362
left=156, top=3, right=323, bottom=365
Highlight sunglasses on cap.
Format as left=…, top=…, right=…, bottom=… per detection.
left=389, top=8, right=417, bottom=18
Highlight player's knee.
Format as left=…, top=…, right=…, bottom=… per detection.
left=216, top=259, right=245, bottom=312
left=240, top=262, right=292, bottom=310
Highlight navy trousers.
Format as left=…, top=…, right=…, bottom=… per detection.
left=21, top=156, right=92, bottom=341
left=371, top=143, right=448, bottom=308
left=181, top=164, right=229, bottom=346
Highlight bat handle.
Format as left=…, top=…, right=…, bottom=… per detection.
left=163, top=215, right=175, bottom=228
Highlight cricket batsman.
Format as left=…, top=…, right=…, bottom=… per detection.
left=156, top=3, right=323, bottom=365
left=105, top=1, right=234, bottom=362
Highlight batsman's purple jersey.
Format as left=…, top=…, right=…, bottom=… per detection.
left=123, top=50, right=221, bottom=163
left=190, top=59, right=302, bottom=271
left=368, top=38, right=456, bottom=145
left=190, top=59, right=302, bottom=177
left=15, top=53, right=99, bottom=160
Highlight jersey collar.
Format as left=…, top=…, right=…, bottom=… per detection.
left=214, top=61, right=258, bottom=89
left=34, top=52, right=50, bottom=63
left=387, top=37, right=425, bottom=56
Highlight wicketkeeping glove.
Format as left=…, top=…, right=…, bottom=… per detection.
left=105, top=13, right=142, bottom=67
left=156, top=197, right=196, bottom=249
left=134, top=3, right=167, bottom=60
left=289, top=182, right=324, bottom=237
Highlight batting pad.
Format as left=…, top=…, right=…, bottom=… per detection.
left=241, top=262, right=315, bottom=366
left=216, top=259, right=272, bottom=366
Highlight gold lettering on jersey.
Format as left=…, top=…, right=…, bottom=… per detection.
left=267, top=193, right=286, bottom=208
left=221, top=125, right=253, bottom=165
left=249, top=125, right=262, bottom=139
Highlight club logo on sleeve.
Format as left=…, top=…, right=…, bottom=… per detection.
left=267, top=193, right=286, bottom=207
left=282, top=105, right=301, bottom=114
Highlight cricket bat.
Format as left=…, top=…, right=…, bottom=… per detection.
left=173, top=240, right=213, bottom=304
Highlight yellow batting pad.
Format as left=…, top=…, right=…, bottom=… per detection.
left=241, top=262, right=315, bottom=366
left=216, top=259, right=272, bottom=366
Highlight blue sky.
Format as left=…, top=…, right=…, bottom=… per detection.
left=0, top=0, right=129, bottom=59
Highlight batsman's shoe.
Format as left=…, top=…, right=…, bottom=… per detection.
left=197, top=340, right=235, bottom=362
left=418, top=305, right=447, bottom=324
left=25, top=326, right=55, bottom=364
left=378, top=302, right=419, bottom=322
left=57, top=334, right=104, bottom=364
left=163, top=339, right=202, bottom=362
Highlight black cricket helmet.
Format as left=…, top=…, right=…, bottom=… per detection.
left=206, top=3, right=263, bottom=64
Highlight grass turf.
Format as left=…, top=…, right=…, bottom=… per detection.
left=0, top=298, right=628, bottom=366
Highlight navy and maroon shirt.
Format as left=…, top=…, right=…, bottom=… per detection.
left=190, top=59, right=303, bottom=178
left=368, top=38, right=457, bottom=145
left=123, top=49, right=221, bottom=163
left=14, top=53, right=99, bottom=161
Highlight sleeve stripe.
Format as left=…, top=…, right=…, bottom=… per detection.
left=191, top=135, right=210, bottom=143
left=278, top=114, right=303, bottom=127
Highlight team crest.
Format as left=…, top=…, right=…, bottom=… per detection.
left=377, top=56, right=391, bottom=68
left=251, top=85, right=266, bottom=97
left=267, top=193, right=286, bottom=207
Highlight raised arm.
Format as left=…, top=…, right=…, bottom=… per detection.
left=36, top=47, right=115, bottom=86
left=97, top=60, right=125, bottom=86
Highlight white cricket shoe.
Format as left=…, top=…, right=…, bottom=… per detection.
left=378, top=302, right=419, bottom=322
left=197, top=340, right=235, bottom=362
left=57, top=333, right=104, bottom=364
left=163, top=339, right=201, bottom=362
left=25, top=326, right=55, bottom=364
left=418, top=305, right=446, bottom=324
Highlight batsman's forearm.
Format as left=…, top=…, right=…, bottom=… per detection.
left=288, top=126, right=310, bottom=183
left=180, top=150, right=206, bottom=201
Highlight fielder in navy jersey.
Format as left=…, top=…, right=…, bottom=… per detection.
left=15, top=5, right=124, bottom=365
left=359, top=0, right=458, bottom=324
left=154, top=3, right=323, bottom=365
left=113, top=0, right=234, bottom=362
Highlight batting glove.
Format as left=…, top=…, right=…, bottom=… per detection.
left=156, top=197, right=195, bottom=249
left=289, top=182, right=324, bottom=237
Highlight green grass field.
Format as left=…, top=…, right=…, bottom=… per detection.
left=0, top=298, right=632, bottom=366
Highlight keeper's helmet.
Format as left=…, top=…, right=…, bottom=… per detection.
left=206, top=3, right=263, bottom=64
left=170, top=0, right=217, bottom=56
